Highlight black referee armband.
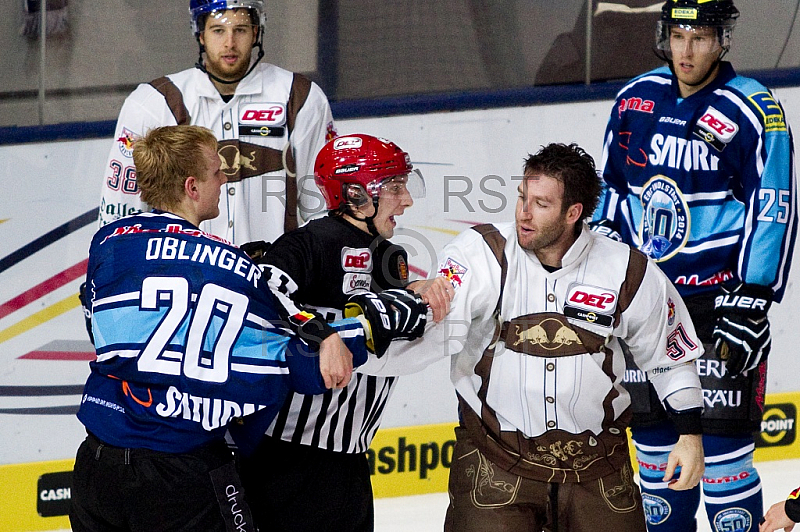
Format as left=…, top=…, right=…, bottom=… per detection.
left=785, top=488, right=800, bottom=523
left=239, top=240, right=271, bottom=263
left=665, top=406, right=703, bottom=435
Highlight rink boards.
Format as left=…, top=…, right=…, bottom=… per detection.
left=2, top=406, right=799, bottom=532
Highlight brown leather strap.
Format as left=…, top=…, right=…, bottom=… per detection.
left=148, top=76, right=190, bottom=125
left=283, top=73, right=313, bottom=232
left=470, top=224, right=508, bottom=311
left=615, top=248, right=648, bottom=327
left=469, top=224, right=508, bottom=437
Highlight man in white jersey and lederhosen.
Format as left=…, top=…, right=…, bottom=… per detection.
left=358, top=142, right=706, bottom=532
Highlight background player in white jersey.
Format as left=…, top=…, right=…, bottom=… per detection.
left=592, top=1, right=797, bottom=530
left=353, top=143, right=706, bottom=532
left=234, top=134, right=453, bottom=531
left=70, top=125, right=428, bottom=532
left=99, top=0, right=336, bottom=244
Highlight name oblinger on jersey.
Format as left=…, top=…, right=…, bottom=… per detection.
left=144, top=236, right=262, bottom=288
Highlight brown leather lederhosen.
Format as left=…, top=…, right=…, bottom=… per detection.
left=460, top=224, right=649, bottom=484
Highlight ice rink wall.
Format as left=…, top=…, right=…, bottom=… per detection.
left=3, top=84, right=800, bottom=530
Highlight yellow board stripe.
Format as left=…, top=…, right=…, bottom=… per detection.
left=0, top=293, right=80, bottom=345
left=0, top=459, right=73, bottom=532
left=3, top=391, right=800, bottom=531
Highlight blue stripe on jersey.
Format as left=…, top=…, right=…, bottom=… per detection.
left=231, top=328, right=290, bottom=364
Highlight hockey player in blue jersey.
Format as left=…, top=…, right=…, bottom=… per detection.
left=592, top=1, right=797, bottom=531
left=69, top=125, right=427, bottom=532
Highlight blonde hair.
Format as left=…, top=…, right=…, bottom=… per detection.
left=133, top=125, right=218, bottom=210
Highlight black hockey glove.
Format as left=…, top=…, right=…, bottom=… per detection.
left=588, top=219, right=622, bottom=242
left=712, top=283, right=773, bottom=377
left=344, top=289, right=427, bottom=358
left=239, top=240, right=271, bottom=263
left=78, top=282, right=94, bottom=344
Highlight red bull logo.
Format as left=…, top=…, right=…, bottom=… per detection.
left=219, top=145, right=258, bottom=176
left=326, top=121, right=338, bottom=142
left=513, top=319, right=583, bottom=351
left=117, top=127, right=138, bottom=158
left=438, top=258, right=467, bottom=289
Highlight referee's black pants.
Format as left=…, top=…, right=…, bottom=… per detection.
left=240, top=435, right=374, bottom=532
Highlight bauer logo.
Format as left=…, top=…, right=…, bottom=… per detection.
left=334, top=164, right=360, bottom=175
left=756, top=403, right=796, bottom=447
left=239, top=103, right=286, bottom=126
left=37, top=471, right=72, bottom=517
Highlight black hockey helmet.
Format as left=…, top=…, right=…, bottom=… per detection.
left=660, top=0, right=739, bottom=26
left=656, top=0, right=739, bottom=56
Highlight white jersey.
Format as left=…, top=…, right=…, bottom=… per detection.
left=99, top=63, right=335, bottom=245
left=362, top=222, right=703, bottom=482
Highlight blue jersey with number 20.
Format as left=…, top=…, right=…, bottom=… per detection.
left=78, top=211, right=367, bottom=453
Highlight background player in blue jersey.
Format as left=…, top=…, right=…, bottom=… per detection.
left=69, top=125, right=426, bottom=532
left=592, top=1, right=797, bottom=530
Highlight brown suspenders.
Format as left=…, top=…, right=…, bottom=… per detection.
left=147, top=72, right=313, bottom=233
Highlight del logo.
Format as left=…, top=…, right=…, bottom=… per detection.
left=756, top=403, right=796, bottom=448
left=342, top=247, right=372, bottom=272
left=334, top=136, right=363, bottom=150
left=239, top=103, right=286, bottom=126
left=565, top=284, right=617, bottom=312
left=697, top=106, right=739, bottom=143
left=619, top=97, right=654, bottom=117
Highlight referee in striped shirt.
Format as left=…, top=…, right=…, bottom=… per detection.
left=237, top=134, right=452, bottom=531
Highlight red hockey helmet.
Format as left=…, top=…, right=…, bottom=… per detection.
left=314, top=134, right=425, bottom=210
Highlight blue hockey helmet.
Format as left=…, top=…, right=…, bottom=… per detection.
left=189, top=0, right=266, bottom=35
left=190, top=0, right=267, bottom=85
